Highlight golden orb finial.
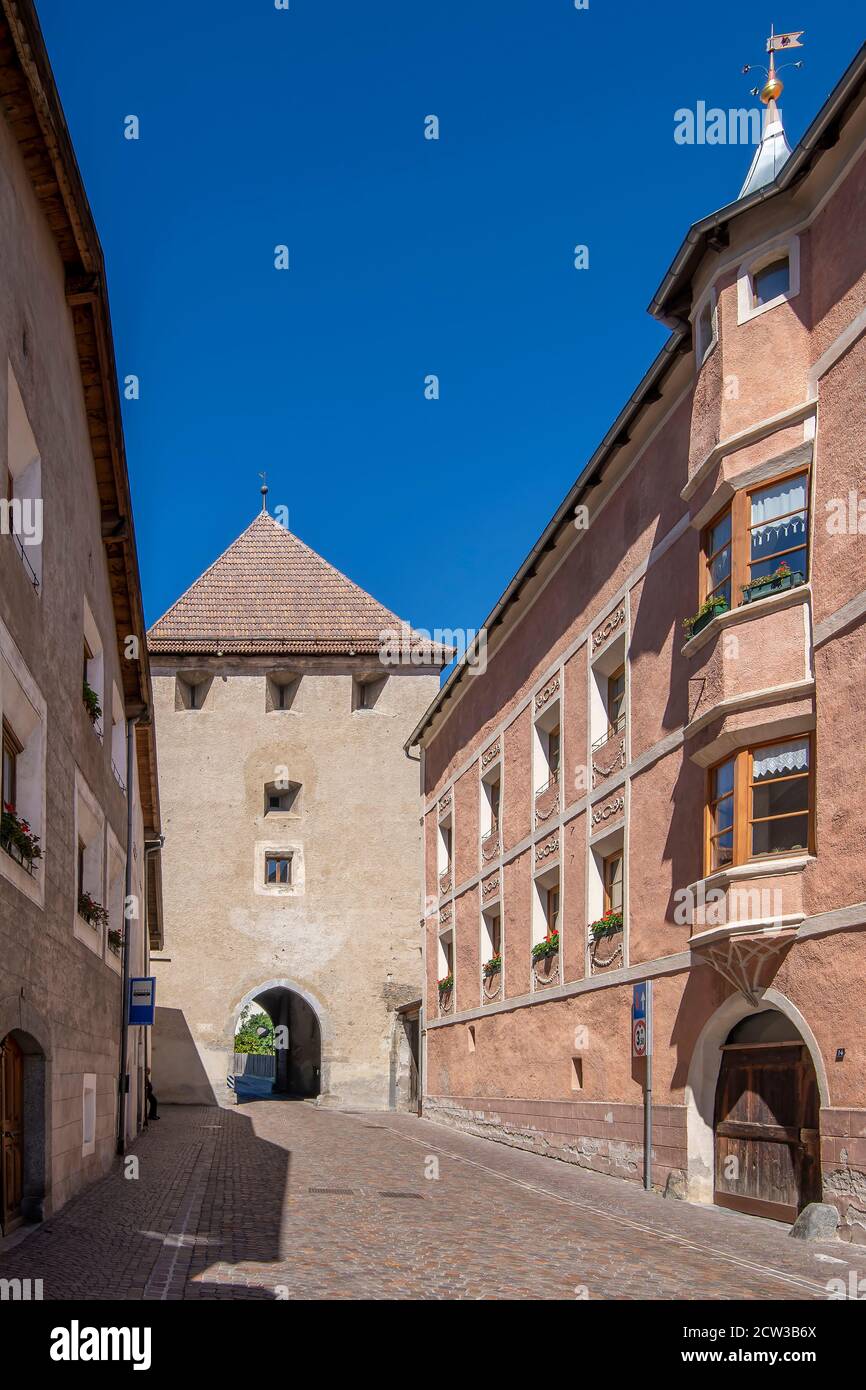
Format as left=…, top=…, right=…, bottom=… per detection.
left=761, top=73, right=784, bottom=104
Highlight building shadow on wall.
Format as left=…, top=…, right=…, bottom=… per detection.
left=152, top=1007, right=218, bottom=1105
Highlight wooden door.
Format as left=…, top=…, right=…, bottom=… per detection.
left=714, top=1041, right=820, bottom=1223
left=1, top=1034, right=24, bottom=1232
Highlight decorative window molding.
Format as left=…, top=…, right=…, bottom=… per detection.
left=5, top=362, right=43, bottom=593
left=74, top=768, right=106, bottom=953
left=737, top=236, right=800, bottom=325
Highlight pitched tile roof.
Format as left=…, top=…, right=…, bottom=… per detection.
left=147, top=512, right=449, bottom=661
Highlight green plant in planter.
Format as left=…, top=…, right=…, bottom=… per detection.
left=1, top=803, right=42, bottom=863
left=437, top=974, right=453, bottom=993
left=741, top=561, right=803, bottom=603
left=78, top=891, right=109, bottom=928
left=83, top=679, right=102, bottom=725
left=589, top=909, right=623, bottom=941
left=482, top=954, right=502, bottom=978
left=683, top=594, right=728, bottom=638
left=531, top=930, right=559, bottom=962
left=107, top=927, right=124, bottom=952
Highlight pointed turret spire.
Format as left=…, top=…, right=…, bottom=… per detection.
left=739, top=26, right=804, bottom=199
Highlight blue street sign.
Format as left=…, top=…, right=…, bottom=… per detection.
left=632, top=980, right=652, bottom=1058
left=129, top=976, right=156, bottom=1026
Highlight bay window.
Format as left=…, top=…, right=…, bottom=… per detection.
left=705, top=737, right=812, bottom=872
left=701, top=470, right=809, bottom=612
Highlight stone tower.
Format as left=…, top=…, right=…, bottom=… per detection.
left=148, top=511, right=445, bottom=1109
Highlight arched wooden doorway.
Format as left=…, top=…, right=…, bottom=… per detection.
left=713, top=1010, right=821, bottom=1223
left=1, top=1033, right=24, bottom=1231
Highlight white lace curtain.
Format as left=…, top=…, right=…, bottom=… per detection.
left=753, top=738, right=809, bottom=779
left=750, top=475, right=808, bottom=554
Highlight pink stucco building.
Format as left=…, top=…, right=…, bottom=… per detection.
left=407, top=44, right=866, bottom=1239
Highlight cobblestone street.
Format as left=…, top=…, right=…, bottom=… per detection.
left=3, top=1101, right=865, bottom=1301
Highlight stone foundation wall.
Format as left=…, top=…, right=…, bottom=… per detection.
left=424, top=1095, right=688, bottom=1192
left=821, top=1108, right=866, bottom=1245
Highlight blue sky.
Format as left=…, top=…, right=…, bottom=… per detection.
left=35, top=0, right=863, bottom=635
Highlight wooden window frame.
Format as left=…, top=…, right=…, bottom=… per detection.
left=603, top=851, right=624, bottom=915
left=704, top=736, right=814, bottom=875
left=265, top=853, right=293, bottom=887
left=701, top=468, right=810, bottom=612
left=545, top=884, right=560, bottom=935
left=2, top=719, right=21, bottom=810
left=547, top=725, right=561, bottom=782
left=606, top=666, right=626, bottom=738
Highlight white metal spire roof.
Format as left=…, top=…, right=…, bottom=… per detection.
left=739, top=98, right=793, bottom=198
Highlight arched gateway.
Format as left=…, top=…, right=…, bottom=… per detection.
left=686, top=990, right=827, bottom=1222
left=231, top=980, right=326, bottom=1101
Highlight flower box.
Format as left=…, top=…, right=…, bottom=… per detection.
left=78, top=892, right=109, bottom=929
left=107, top=927, right=123, bottom=954
left=589, top=910, right=623, bottom=941
left=1, top=804, right=42, bottom=872
left=531, top=930, right=559, bottom=963
left=482, top=955, right=501, bottom=979
left=683, top=596, right=728, bottom=639
left=742, top=564, right=804, bottom=605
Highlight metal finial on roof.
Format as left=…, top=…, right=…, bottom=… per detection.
left=739, top=26, right=804, bottom=198
left=258, top=470, right=268, bottom=512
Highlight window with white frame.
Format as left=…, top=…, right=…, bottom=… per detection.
left=74, top=771, right=105, bottom=942
left=737, top=238, right=800, bottom=324
left=437, top=929, right=453, bottom=984
left=531, top=865, right=560, bottom=948
left=533, top=697, right=561, bottom=796
left=82, top=598, right=104, bottom=738
left=110, top=685, right=126, bottom=792
left=437, top=810, right=453, bottom=889
left=0, top=624, right=46, bottom=900
left=590, top=632, right=627, bottom=756
left=481, top=904, right=501, bottom=965
left=4, top=364, right=42, bottom=592
left=480, top=762, right=501, bottom=856
left=588, top=826, right=625, bottom=941
left=106, top=835, right=125, bottom=959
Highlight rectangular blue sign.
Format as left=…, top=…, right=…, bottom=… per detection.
left=129, top=976, right=156, bottom=1026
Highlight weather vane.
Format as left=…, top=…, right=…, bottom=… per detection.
left=743, top=25, right=805, bottom=104
left=258, top=470, right=268, bottom=512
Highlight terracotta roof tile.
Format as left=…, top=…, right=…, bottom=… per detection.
left=147, top=513, right=450, bottom=662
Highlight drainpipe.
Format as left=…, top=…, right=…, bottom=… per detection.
left=116, top=715, right=138, bottom=1156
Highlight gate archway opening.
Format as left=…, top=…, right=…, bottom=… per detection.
left=233, top=985, right=321, bottom=1101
